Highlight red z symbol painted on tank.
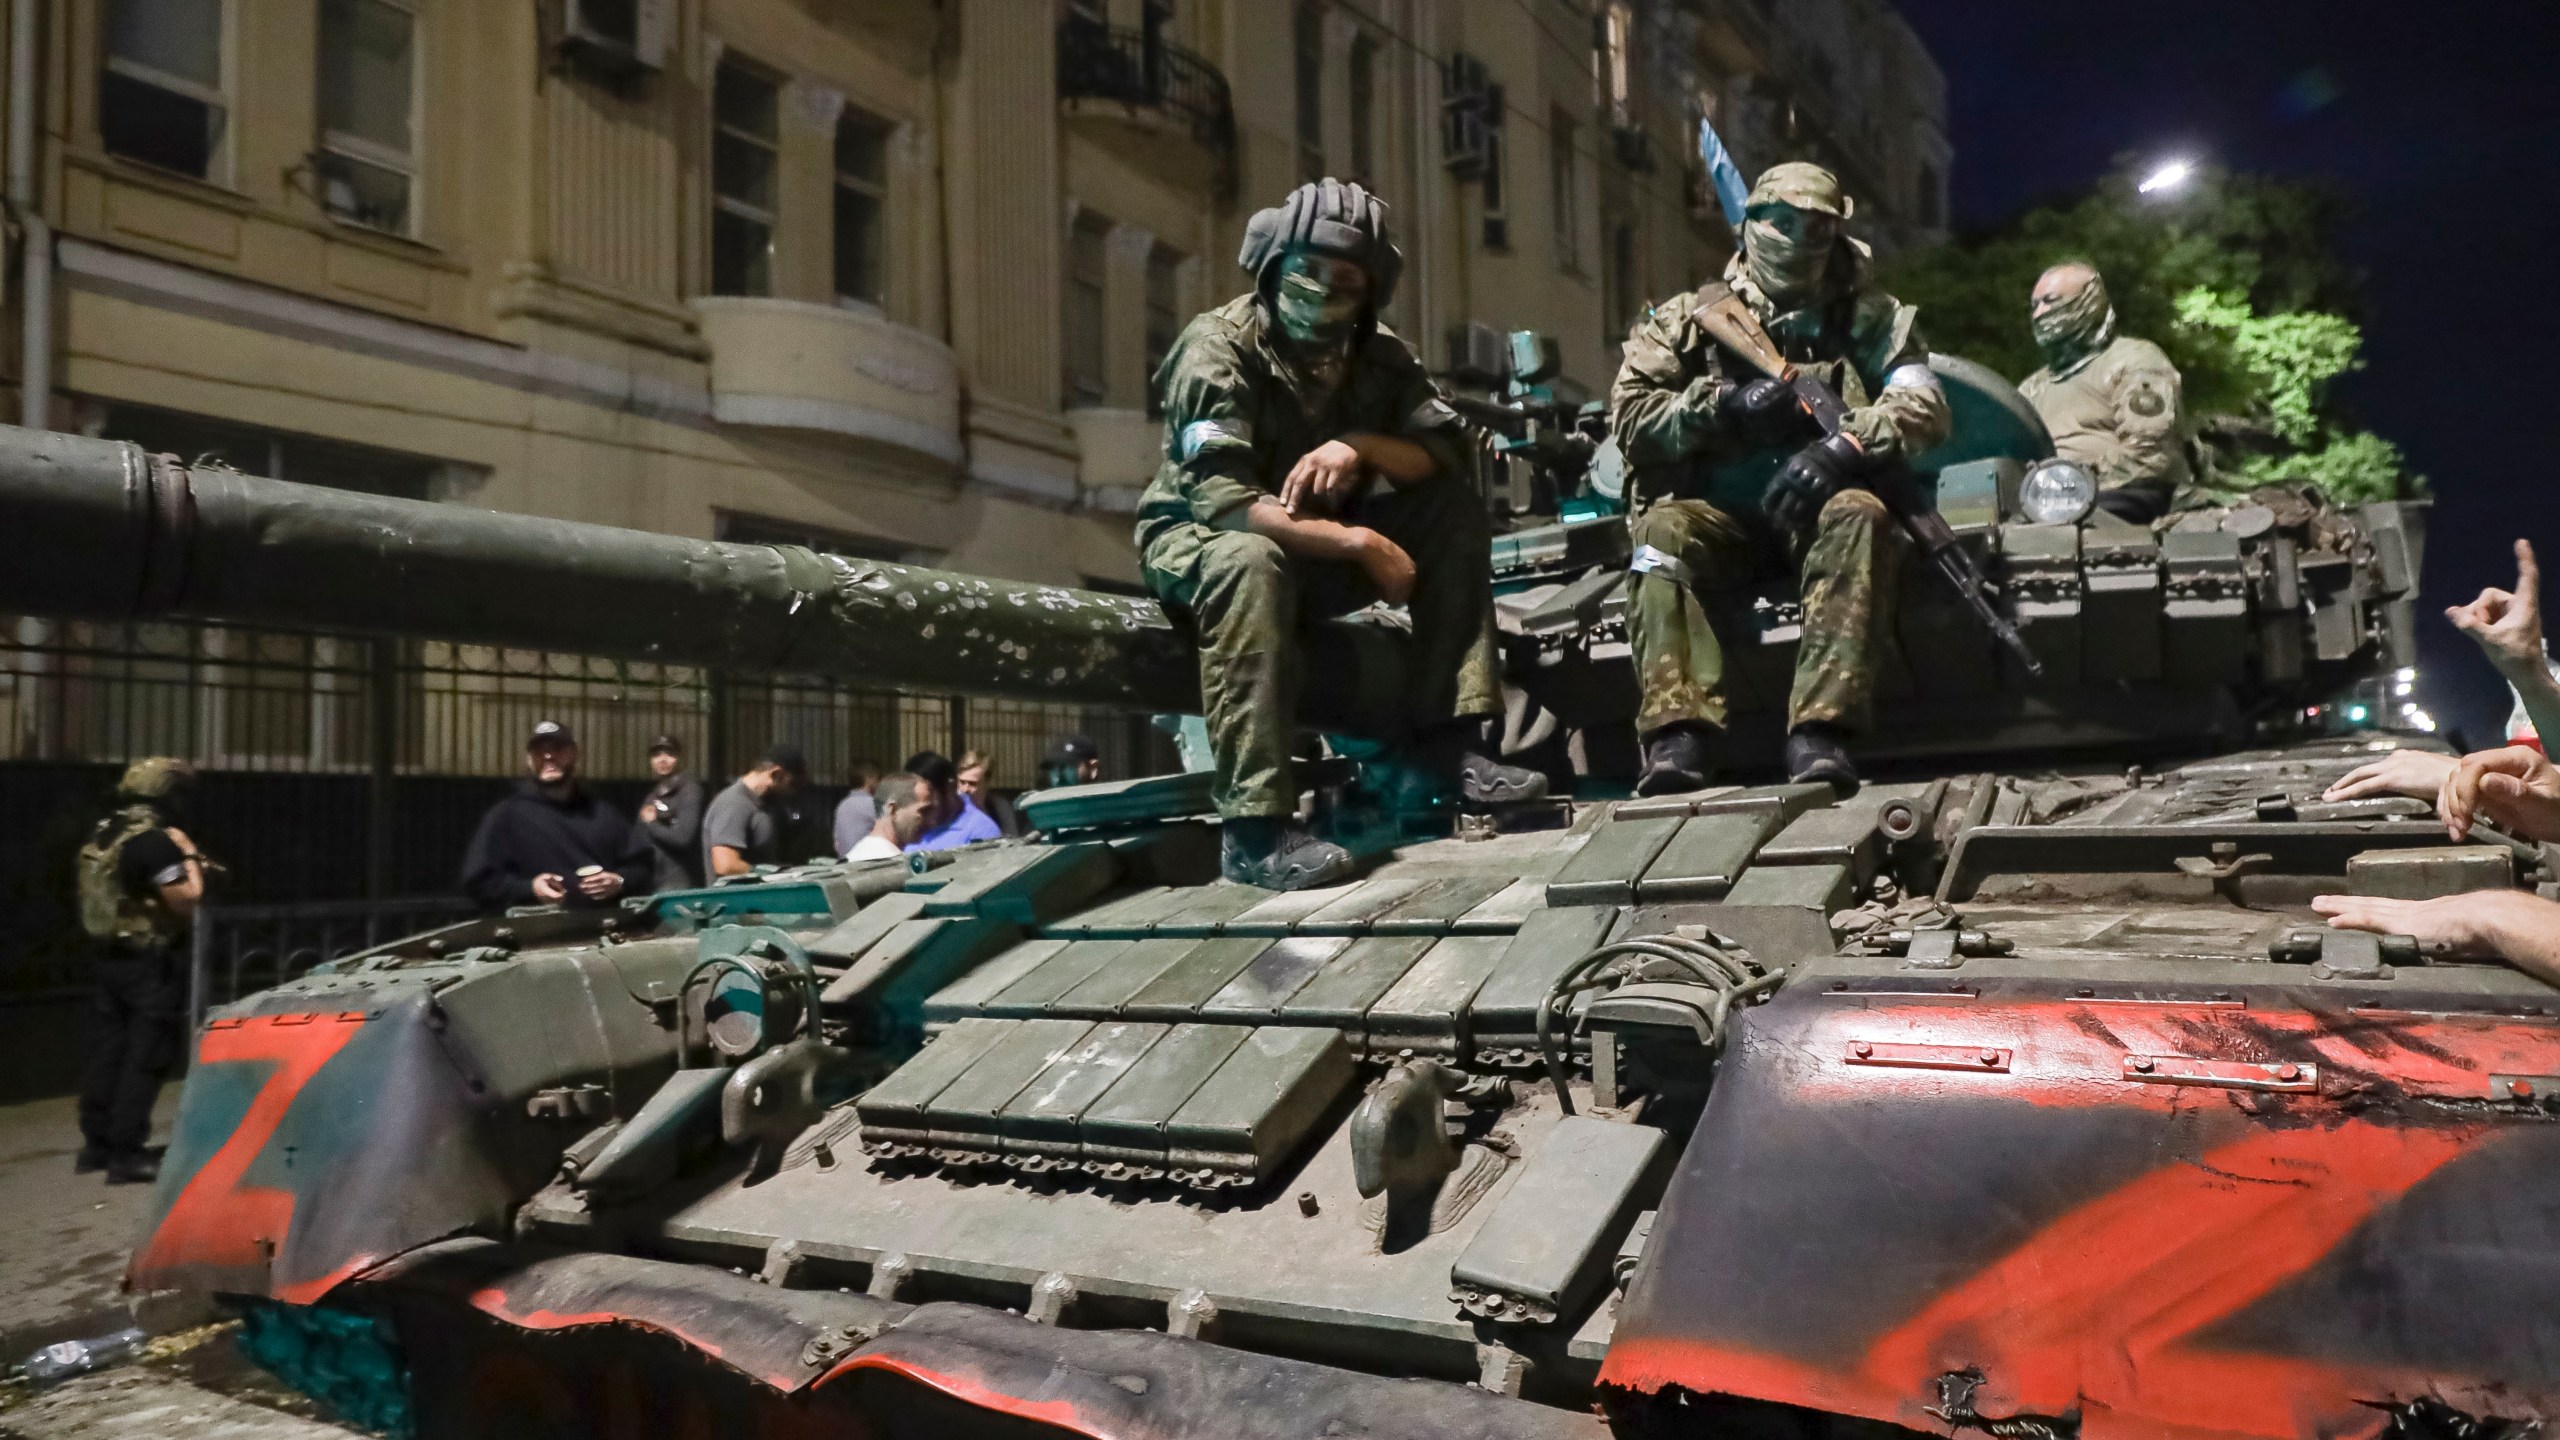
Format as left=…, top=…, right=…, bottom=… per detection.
left=129, top=1013, right=368, bottom=1298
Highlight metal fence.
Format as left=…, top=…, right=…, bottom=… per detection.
left=0, top=615, right=1181, bottom=992
left=186, top=895, right=476, bottom=1030
left=0, top=616, right=1175, bottom=786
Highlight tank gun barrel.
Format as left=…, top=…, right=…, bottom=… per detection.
left=0, top=427, right=1200, bottom=710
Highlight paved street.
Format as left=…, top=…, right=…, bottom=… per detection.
left=0, top=1096, right=363, bottom=1437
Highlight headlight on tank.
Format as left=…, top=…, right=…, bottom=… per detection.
left=2017, top=458, right=2098, bottom=526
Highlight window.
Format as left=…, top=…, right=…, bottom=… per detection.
left=101, top=0, right=227, bottom=179
left=315, top=0, right=417, bottom=234
left=710, top=60, right=780, bottom=297
left=102, top=402, right=456, bottom=500
left=1293, top=3, right=1324, bottom=183
left=1607, top=220, right=1638, bottom=333
left=1604, top=3, right=1633, bottom=127
left=1347, top=34, right=1377, bottom=184
left=1479, top=107, right=1507, bottom=251
left=834, top=108, right=890, bottom=306
left=1550, top=106, right=1580, bottom=272
left=1062, top=215, right=1109, bottom=408
left=1144, top=245, right=1182, bottom=416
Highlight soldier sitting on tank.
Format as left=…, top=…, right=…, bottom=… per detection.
left=1139, top=179, right=1546, bottom=891
left=1610, top=162, right=1951, bottom=797
left=2018, top=262, right=2189, bottom=524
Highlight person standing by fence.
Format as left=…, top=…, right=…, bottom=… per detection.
left=638, top=733, right=706, bottom=891
left=460, top=721, right=653, bottom=913
left=832, top=761, right=883, bottom=858
left=705, top=745, right=809, bottom=877
left=74, top=758, right=207, bottom=1184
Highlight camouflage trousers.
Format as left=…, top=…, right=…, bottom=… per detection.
left=1141, top=477, right=1503, bottom=818
left=1625, top=487, right=1903, bottom=737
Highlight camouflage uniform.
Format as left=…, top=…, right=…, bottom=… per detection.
left=1137, top=294, right=1496, bottom=818
left=2020, top=334, right=2190, bottom=502
left=1610, top=243, right=1949, bottom=737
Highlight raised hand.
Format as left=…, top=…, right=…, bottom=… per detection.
left=2447, top=538, right=2545, bottom=677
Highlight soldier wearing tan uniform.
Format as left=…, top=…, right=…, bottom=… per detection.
left=1609, top=163, right=1950, bottom=796
left=2019, top=263, right=2189, bottom=523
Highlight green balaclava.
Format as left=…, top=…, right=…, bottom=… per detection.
left=1739, top=162, right=1851, bottom=305
left=2031, top=265, right=2116, bottom=371
left=1239, top=179, right=1401, bottom=352
left=1273, top=251, right=1369, bottom=349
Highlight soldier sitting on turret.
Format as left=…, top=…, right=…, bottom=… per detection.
left=1137, top=179, right=1545, bottom=891
left=1610, top=162, right=1951, bottom=797
left=2018, top=262, right=2189, bottom=524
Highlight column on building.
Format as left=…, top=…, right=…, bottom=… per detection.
left=942, top=0, right=1078, bottom=504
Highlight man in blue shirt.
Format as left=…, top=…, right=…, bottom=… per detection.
left=905, top=750, right=1002, bottom=852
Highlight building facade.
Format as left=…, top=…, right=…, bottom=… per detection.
left=36, top=0, right=1947, bottom=582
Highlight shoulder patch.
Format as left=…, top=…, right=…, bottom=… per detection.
left=1178, top=418, right=1250, bottom=462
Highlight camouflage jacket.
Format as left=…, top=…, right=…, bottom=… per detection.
left=2020, top=333, right=2191, bottom=493
left=1610, top=243, right=1950, bottom=513
left=1136, top=294, right=1465, bottom=553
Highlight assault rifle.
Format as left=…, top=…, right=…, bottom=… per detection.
left=1690, top=287, right=2042, bottom=677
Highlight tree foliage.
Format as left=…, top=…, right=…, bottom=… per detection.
left=1878, top=164, right=2416, bottom=505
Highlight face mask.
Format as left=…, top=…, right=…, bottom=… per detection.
left=2032, top=274, right=2114, bottom=367
left=1274, top=264, right=1366, bottom=348
left=1743, top=214, right=1831, bottom=302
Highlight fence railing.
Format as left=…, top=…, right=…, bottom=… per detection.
left=187, top=895, right=477, bottom=1031
left=1056, top=17, right=1237, bottom=183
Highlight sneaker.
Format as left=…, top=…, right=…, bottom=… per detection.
left=1457, top=750, right=1549, bottom=806
left=1220, top=817, right=1357, bottom=891
left=105, top=1151, right=160, bottom=1185
left=1635, top=723, right=1716, bottom=798
left=1785, top=722, right=1859, bottom=795
left=74, top=1146, right=108, bottom=1175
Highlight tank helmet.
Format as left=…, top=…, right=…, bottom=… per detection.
left=1238, top=179, right=1403, bottom=308
left=1745, top=161, right=1854, bottom=220
left=116, top=756, right=196, bottom=802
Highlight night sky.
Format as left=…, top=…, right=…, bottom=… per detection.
left=1893, top=1, right=2560, bottom=747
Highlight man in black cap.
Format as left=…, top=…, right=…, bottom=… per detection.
left=704, top=744, right=808, bottom=878
left=460, top=721, right=654, bottom=912
left=1040, top=734, right=1104, bottom=790
left=637, top=733, right=706, bottom=890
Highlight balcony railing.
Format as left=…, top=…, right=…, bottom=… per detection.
left=1057, top=17, right=1236, bottom=193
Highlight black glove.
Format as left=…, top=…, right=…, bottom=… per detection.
left=1762, top=433, right=1868, bottom=534
left=1714, top=378, right=1804, bottom=444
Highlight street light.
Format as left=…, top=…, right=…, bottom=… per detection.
left=2137, top=159, right=2195, bottom=195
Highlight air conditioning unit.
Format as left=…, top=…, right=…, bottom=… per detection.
left=1446, top=321, right=1508, bottom=387
left=555, top=0, right=670, bottom=78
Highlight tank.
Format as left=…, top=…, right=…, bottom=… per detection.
left=5, top=422, right=2551, bottom=1440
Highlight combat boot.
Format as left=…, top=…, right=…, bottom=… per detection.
left=105, top=1150, right=160, bottom=1185
left=1403, top=722, right=1548, bottom=808
left=1636, top=722, right=1716, bottom=797
left=74, top=1145, right=107, bottom=1175
left=1221, top=817, right=1356, bottom=891
left=1785, top=722, right=1859, bottom=795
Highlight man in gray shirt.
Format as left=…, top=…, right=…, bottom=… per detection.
left=831, top=761, right=881, bottom=857
left=703, top=745, right=807, bottom=878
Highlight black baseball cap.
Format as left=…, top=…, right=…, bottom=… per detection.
left=1044, top=734, right=1099, bottom=765
left=764, top=743, right=809, bottom=779
left=648, top=733, right=682, bottom=755
left=528, top=720, right=575, bottom=747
